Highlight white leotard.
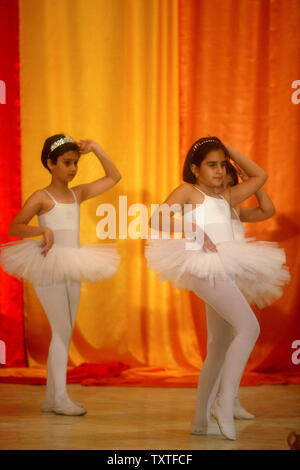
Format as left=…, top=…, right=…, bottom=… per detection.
left=39, top=189, right=80, bottom=248
left=183, top=186, right=234, bottom=245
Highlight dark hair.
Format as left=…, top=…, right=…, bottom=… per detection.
left=182, top=136, right=231, bottom=183
left=41, top=134, right=80, bottom=173
left=226, top=160, right=239, bottom=186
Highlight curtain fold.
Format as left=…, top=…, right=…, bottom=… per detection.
left=0, top=0, right=299, bottom=385
left=0, top=0, right=26, bottom=367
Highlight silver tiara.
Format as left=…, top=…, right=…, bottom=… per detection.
left=50, top=136, right=74, bottom=153
left=193, top=138, right=217, bottom=151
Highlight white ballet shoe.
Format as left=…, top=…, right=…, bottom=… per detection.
left=211, top=398, right=254, bottom=420
left=41, top=400, right=84, bottom=413
left=190, top=421, right=222, bottom=436
left=213, top=395, right=237, bottom=440
left=52, top=402, right=87, bottom=416
left=233, top=398, right=254, bottom=419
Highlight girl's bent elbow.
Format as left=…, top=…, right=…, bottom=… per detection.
left=263, top=207, right=275, bottom=220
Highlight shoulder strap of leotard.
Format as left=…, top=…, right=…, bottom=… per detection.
left=193, top=185, right=225, bottom=202
left=192, top=185, right=206, bottom=196
left=231, top=206, right=240, bottom=219
left=217, top=193, right=226, bottom=201
left=43, top=189, right=57, bottom=204
left=69, top=188, right=77, bottom=204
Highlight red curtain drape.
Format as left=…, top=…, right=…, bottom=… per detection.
left=0, top=0, right=26, bottom=367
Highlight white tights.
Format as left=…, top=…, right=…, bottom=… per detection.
left=190, top=276, right=260, bottom=427
left=33, top=281, right=81, bottom=407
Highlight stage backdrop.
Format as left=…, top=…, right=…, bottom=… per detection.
left=0, top=0, right=299, bottom=386
left=0, top=0, right=25, bottom=368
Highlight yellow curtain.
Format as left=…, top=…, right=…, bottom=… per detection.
left=20, top=0, right=202, bottom=374
left=17, top=0, right=299, bottom=387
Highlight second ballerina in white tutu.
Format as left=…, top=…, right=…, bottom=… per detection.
left=145, top=136, right=290, bottom=440
left=0, top=134, right=121, bottom=416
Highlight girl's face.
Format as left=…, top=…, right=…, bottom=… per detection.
left=191, top=149, right=227, bottom=188
left=47, top=150, right=80, bottom=182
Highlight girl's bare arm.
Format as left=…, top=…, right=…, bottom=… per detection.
left=8, top=191, right=48, bottom=238
left=149, top=184, right=217, bottom=251
left=233, top=163, right=275, bottom=222
left=239, top=188, right=276, bottom=222
left=72, top=140, right=121, bottom=203
left=149, top=184, right=194, bottom=234
left=222, top=144, right=268, bottom=207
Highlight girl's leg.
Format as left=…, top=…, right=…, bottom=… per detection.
left=33, top=281, right=81, bottom=410
left=206, top=304, right=255, bottom=420
left=190, top=276, right=260, bottom=438
left=44, top=280, right=81, bottom=406
left=191, top=303, right=233, bottom=429
left=66, top=280, right=81, bottom=330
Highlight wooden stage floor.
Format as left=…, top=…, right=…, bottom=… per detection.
left=0, top=383, right=299, bottom=450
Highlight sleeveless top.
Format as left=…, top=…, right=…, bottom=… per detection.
left=38, top=189, right=80, bottom=248
left=183, top=186, right=234, bottom=245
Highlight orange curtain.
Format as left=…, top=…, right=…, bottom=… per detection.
left=178, top=0, right=300, bottom=383
left=0, top=0, right=299, bottom=386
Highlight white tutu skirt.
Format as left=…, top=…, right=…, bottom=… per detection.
left=145, top=237, right=290, bottom=308
left=0, top=240, right=120, bottom=286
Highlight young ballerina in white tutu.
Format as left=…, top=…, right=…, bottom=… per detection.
left=0, top=134, right=121, bottom=416
left=145, top=137, right=289, bottom=440
left=209, top=161, right=279, bottom=422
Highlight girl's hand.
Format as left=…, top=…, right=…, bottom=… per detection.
left=183, top=224, right=217, bottom=252
left=220, top=140, right=236, bottom=161
left=77, top=139, right=97, bottom=155
left=202, top=231, right=218, bottom=252
left=40, top=227, right=54, bottom=257
left=235, top=163, right=249, bottom=181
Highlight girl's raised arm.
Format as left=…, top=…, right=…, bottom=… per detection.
left=73, top=140, right=121, bottom=203
left=221, top=143, right=268, bottom=207
left=238, top=190, right=276, bottom=222
left=234, top=164, right=276, bottom=222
